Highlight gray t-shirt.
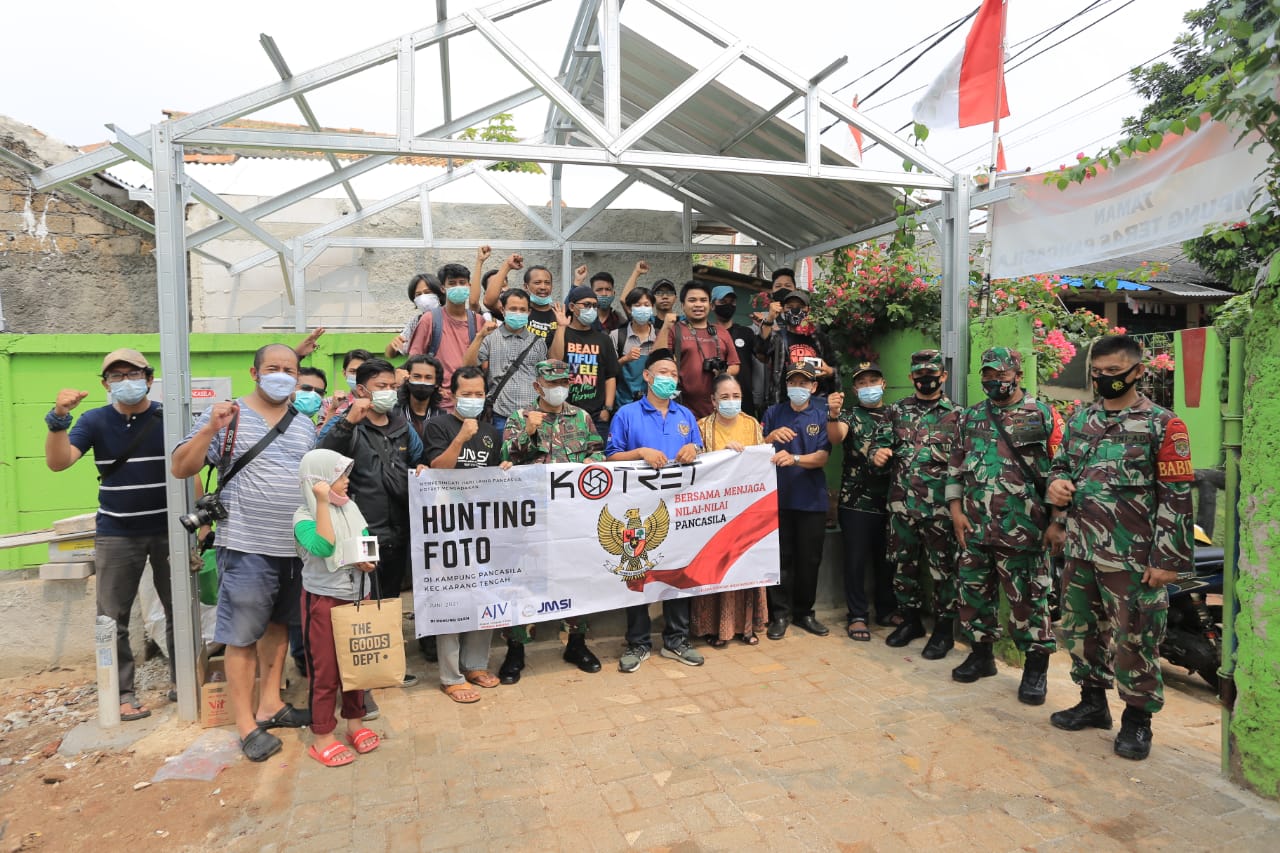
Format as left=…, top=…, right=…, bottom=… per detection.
left=180, top=401, right=316, bottom=557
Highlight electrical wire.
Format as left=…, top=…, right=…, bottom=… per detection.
left=829, top=8, right=979, bottom=99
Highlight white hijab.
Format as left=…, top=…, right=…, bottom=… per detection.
left=294, top=449, right=369, bottom=572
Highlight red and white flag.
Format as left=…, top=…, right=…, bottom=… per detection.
left=912, top=0, right=1010, bottom=129
left=846, top=96, right=864, bottom=165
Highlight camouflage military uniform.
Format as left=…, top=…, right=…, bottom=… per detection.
left=946, top=389, right=1064, bottom=653
left=501, top=398, right=605, bottom=642
left=838, top=406, right=891, bottom=513
left=874, top=393, right=960, bottom=618
left=1049, top=396, right=1193, bottom=713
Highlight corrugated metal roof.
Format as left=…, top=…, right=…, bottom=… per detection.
left=575, top=27, right=902, bottom=253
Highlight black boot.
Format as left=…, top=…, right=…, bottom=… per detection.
left=1049, top=685, right=1113, bottom=731
left=920, top=617, right=956, bottom=660
left=951, top=642, right=997, bottom=682
left=885, top=609, right=926, bottom=647
left=563, top=633, right=602, bottom=673
left=1114, top=706, right=1154, bottom=760
left=1018, top=650, right=1050, bottom=705
left=498, top=640, right=525, bottom=685
left=418, top=634, right=438, bottom=663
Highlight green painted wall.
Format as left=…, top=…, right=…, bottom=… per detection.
left=967, top=315, right=1036, bottom=401
left=1174, top=328, right=1226, bottom=470
left=0, top=332, right=389, bottom=570
left=1232, top=290, right=1280, bottom=799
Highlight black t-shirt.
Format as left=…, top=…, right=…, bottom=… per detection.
left=527, top=308, right=557, bottom=342
left=564, top=327, right=622, bottom=415
left=722, top=321, right=757, bottom=405
left=422, top=413, right=503, bottom=469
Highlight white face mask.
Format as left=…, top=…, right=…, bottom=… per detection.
left=414, top=293, right=440, bottom=311
left=371, top=389, right=398, bottom=413
left=541, top=386, right=570, bottom=407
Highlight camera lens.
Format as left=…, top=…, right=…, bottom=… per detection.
left=178, top=512, right=202, bottom=533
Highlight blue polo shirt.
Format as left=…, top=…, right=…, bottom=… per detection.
left=606, top=396, right=703, bottom=457
left=68, top=402, right=168, bottom=537
left=763, top=397, right=831, bottom=513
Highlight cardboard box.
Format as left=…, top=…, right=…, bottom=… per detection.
left=47, top=538, right=95, bottom=563
left=200, top=653, right=261, bottom=728
left=38, top=561, right=94, bottom=580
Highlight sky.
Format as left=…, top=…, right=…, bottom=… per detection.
left=4, top=0, right=1206, bottom=210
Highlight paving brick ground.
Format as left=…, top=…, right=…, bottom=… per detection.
left=228, top=607, right=1280, bottom=852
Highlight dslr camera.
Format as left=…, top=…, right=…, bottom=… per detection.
left=179, top=492, right=228, bottom=533
left=702, top=356, right=728, bottom=375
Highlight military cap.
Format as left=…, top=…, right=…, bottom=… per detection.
left=785, top=361, right=821, bottom=381
left=850, top=360, right=882, bottom=381
left=909, top=349, right=943, bottom=373
left=980, top=346, right=1022, bottom=372
left=535, top=359, right=571, bottom=381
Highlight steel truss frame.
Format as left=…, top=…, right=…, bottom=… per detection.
left=2, top=0, right=976, bottom=720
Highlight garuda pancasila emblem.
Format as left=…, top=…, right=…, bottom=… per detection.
left=597, top=501, right=670, bottom=581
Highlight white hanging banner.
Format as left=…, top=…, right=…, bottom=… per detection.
left=409, top=447, right=780, bottom=636
left=990, top=119, right=1271, bottom=279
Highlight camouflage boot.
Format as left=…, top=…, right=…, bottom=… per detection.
left=1114, top=707, right=1153, bottom=760
left=1049, top=685, right=1113, bottom=731
left=1017, top=650, right=1050, bottom=705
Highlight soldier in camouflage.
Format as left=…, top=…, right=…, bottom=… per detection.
left=827, top=361, right=895, bottom=641
left=1045, top=335, right=1193, bottom=761
left=496, top=360, right=606, bottom=684
left=946, top=347, right=1064, bottom=701
left=872, top=349, right=960, bottom=653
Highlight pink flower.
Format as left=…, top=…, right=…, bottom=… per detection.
left=1018, top=300, right=1029, bottom=309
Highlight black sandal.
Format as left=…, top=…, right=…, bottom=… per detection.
left=846, top=620, right=872, bottom=642
left=256, top=703, right=311, bottom=729
left=240, top=727, right=282, bottom=763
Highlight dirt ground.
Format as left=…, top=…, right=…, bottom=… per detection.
left=0, top=655, right=299, bottom=853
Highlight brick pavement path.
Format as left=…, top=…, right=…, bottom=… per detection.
left=233, top=613, right=1280, bottom=852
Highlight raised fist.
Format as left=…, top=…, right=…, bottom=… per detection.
left=459, top=418, right=480, bottom=441
left=635, top=260, right=650, bottom=274
left=477, top=244, right=492, bottom=263
left=312, top=480, right=331, bottom=500
left=507, top=254, right=524, bottom=270
left=525, top=410, right=545, bottom=434
left=346, top=397, right=373, bottom=424
left=54, top=389, right=90, bottom=416
left=480, top=319, right=499, bottom=337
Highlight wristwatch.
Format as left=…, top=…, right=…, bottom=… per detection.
left=792, top=454, right=801, bottom=465
left=827, top=414, right=840, bottom=422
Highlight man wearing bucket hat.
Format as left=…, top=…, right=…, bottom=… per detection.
left=497, top=359, right=606, bottom=682
left=946, top=347, right=1063, bottom=702
left=872, top=349, right=960, bottom=655
left=45, top=348, right=175, bottom=721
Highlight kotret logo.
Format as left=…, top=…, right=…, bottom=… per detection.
left=598, top=500, right=670, bottom=581
left=578, top=465, right=613, bottom=499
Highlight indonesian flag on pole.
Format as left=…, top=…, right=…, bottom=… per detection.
left=912, top=0, right=1010, bottom=129
left=845, top=97, right=864, bottom=165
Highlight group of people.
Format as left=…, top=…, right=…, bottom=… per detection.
left=44, top=249, right=1193, bottom=767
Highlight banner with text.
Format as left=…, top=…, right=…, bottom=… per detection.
left=990, top=119, right=1270, bottom=279
left=409, top=447, right=781, bottom=636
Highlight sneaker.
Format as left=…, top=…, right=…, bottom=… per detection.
left=618, top=644, right=651, bottom=673
left=401, top=673, right=419, bottom=688
left=660, top=641, right=705, bottom=667
left=362, top=690, right=380, bottom=721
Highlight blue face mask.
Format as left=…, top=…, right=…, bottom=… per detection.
left=346, top=376, right=358, bottom=392
left=293, top=389, right=322, bottom=416
left=108, top=378, right=149, bottom=406
left=651, top=375, right=678, bottom=400
left=259, top=372, right=297, bottom=403
left=787, top=386, right=812, bottom=407
left=856, top=385, right=884, bottom=406
left=446, top=285, right=470, bottom=305
left=455, top=397, right=485, bottom=419
left=529, top=293, right=553, bottom=307
left=717, top=399, right=742, bottom=419
left=631, top=306, right=654, bottom=324
left=597, top=295, right=613, bottom=310
left=505, top=312, right=529, bottom=330
left=577, top=307, right=599, bottom=325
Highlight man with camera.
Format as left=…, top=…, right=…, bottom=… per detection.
left=658, top=280, right=739, bottom=418
left=172, top=344, right=316, bottom=763
left=45, top=348, right=175, bottom=721
left=755, top=286, right=839, bottom=407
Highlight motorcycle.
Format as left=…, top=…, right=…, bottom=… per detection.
left=1161, top=525, right=1224, bottom=690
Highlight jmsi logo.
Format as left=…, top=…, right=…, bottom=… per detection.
left=536, top=598, right=572, bottom=615
left=481, top=602, right=508, bottom=620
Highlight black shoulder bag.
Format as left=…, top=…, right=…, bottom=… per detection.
left=203, top=404, right=299, bottom=495
left=97, top=407, right=164, bottom=483
left=482, top=336, right=541, bottom=421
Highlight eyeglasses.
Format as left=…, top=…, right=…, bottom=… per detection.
left=104, top=370, right=147, bottom=382
left=298, top=383, right=325, bottom=393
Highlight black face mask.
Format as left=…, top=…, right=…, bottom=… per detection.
left=913, top=375, right=941, bottom=395
left=982, top=379, right=1017, bottom=402
left=1092, top=365, right=1139, bottom=400
left=407, top=382, right=436, bottom=401
left=713, top=303, right=736, bottom=320
left=783, top=309, right=808, bottom=327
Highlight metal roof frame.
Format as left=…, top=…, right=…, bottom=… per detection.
left=3, top=0, right=975, bottom=720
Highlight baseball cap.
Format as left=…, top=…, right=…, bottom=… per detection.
left=651, top=278, right=677, bottom=293
left=910, top=349, right=943, bottom=373
left=535, top=359, right=571, bottom=381
left=785, top=361, right=821, bottom=381
left=850, top=361, right=882, bottom=381
left=710, top=285, right=735, bottom=302
left=645, top=348, right=677, bottom=369
left=566, top=285, right=596, bottom=304
left=781, top=289, right=810, bottom=306
left=101, top=348, right=150, bottom=374
left=980, top=346, right=1022, bottom=372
